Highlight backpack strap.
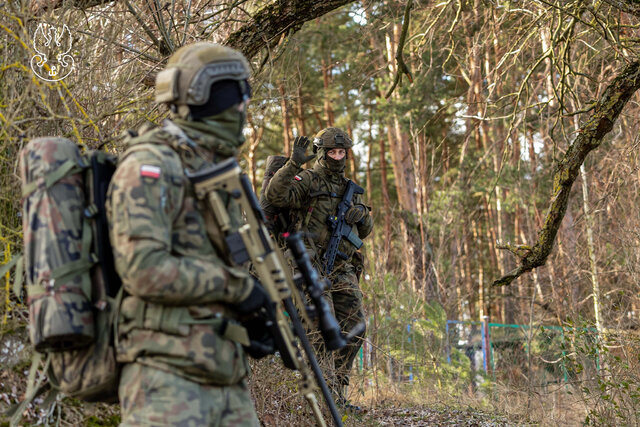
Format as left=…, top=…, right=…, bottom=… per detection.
left=309, top=191, right=340, bottom=199
left=0, top=254, right=25, bottom=303
left=12, top=256, right=24, bottom=302
left=21, top=152, right=96, bottom=301
left=301, top=174, right=339, bottom=230
left=21, top=157, right=88, bottom=198
left=0, top=256, right=19, bottom=277
left=7, top=352, right=52, bottom=427
left=0, top=255, right=22, bottom=292
left=27, top=215, right=96, bottom=303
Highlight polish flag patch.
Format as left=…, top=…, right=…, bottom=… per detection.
left=140, top=165, right=161, bottom=179
left=294, top=175, right=302, bottom=181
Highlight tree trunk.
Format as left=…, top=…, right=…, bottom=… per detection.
left=295, top=86, right=307, bottom=136
left=380, top=126, right=392, bottom=269
left=322, top=58, right=335, bottom=127
left=279, top=82, right=292, bottom=157
left=347, top=123, right=358, bottom=182
left=366, top=107, right=374, bottom=205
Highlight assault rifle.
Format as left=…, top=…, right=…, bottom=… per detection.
left=187, top=158, right=361, bottom=427
left=322, top=180, right=365, bottom=275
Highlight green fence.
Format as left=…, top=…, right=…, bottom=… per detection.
left=446, top=318, right=600, bottom=388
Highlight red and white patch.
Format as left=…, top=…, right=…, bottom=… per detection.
left=294, top=175, right=302, bottom=181
left=140, top=165, right=161, bottom=179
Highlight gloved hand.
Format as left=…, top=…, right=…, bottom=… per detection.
left=234, top=280, right=277, bottom=359
left=233, top=280, right=270, bottom=314
left=344, top=204, right=368, bottom=225
left=291, top=136, right=315, bottom=166
left=241, top=315, right=276, bottom=359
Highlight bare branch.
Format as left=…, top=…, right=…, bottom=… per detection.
left=31, top=0, right=356, bottom=62
left=385, top=0, right=414, bottom=99
left=30, top=0, right=112, bottom=13
left=600, top=0, right=640, bottom=17
left=492, top=60, right=640, bottom=287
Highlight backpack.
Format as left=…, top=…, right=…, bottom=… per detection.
left=259, top=155, right=294, bottom=235
left=8, top=137, right=122, bottom=424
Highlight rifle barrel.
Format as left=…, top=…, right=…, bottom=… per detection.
left=285, top=298, right=343, bottom=427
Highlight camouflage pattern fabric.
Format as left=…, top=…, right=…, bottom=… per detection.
left=265, top=160, right=372, bottom=263
left=119, top=363, right=259, bottom=426
left=20, top=137, right=120, bottom=402
left=48, top=298, right=119, bottom=402
left=331, top=263, right=366, bottom=387
left=265, top=156, right=372, bottom=393
left=106, top=121, right=254, bottom=389
left=20, top=137, right=95, bottom=351
left=258, top=155, right=293, bottom=234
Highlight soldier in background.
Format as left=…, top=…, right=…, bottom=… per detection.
left=107, top=42, right=271, bottom=426
left=264, top=128, right=373, bottom=410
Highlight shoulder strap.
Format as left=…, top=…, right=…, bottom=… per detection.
left=301, top=173, right=324, bottom=230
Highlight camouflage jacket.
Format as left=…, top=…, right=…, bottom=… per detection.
left=106, top=120, right=253, bottom=385
left=264, top=159, right=373, bottom=271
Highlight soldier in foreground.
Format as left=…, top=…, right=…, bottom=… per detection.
left=264, top=128, right=373, bottom=410
left=107, top=43, right=269, bottom=426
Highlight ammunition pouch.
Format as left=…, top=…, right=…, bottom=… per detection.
left=119, top=298, right=249, bottom=346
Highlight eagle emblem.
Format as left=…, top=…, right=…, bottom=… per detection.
left=31, top=23, right=75, bottom=81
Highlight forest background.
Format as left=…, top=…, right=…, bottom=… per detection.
left=3, top=0, right=640, bottom=425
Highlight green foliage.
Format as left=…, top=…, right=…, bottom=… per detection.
left=363, top=272, right=473, bottom=393
left=85, top=415, right=120, bottom=426
left=554, top=319, right=640, bottom=426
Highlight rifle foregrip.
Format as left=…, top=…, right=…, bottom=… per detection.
left=347, top=230, right=363, bottom=249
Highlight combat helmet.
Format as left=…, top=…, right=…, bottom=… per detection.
left=312, top=127, right=353, bottom=153
left=155, top=42, right=251, bottom=119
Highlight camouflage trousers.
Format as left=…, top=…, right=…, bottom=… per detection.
left=311, top=262, right=366, bottom=397
left=119, top=363, right=259, bottom=427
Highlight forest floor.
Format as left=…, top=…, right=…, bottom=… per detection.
left=0, top=396, right=531, bottom=427
left=2, top=324, right=534, bottom=426
left=357, top=406, right=527, bottom=426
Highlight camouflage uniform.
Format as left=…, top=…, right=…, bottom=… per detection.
left=264, top=128, right=373, bottom=398
left=107, top=43, right=260, bottom=426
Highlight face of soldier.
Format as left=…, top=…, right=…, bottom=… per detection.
left=319, top=147, right=347, bottom=174
left=327, top=148, right=346, bottom=161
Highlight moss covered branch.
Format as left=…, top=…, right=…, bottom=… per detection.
left=493, top=60, right=640, bottom=287
left=225, top=0, right=355, bottom=59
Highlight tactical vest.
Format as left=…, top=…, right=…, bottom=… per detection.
left=293, top=166, right=365, bottom=269
left=109, top=121, right=251, bottom=385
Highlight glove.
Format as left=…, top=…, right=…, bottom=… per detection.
left=234, top=280, right=277, bottom=359
left=291, top=136, right=316, bottom=166
left=233, top=280, right=270, bottom=314
left=344, top=204, right=368, bottom=225
left=241, top=315, right=276, bottom=359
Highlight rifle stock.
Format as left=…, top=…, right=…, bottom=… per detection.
left=187, top=158, right=345, bottom=427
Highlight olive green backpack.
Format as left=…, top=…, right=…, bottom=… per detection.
left=259, top=155, right=294, bottom=235
left=6, top=137, right=122, bottom=425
